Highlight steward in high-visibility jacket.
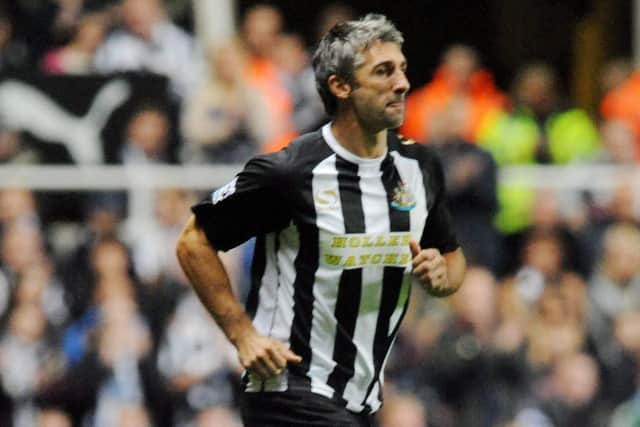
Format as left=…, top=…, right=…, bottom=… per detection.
left=477, top=107, right=600, bottom=233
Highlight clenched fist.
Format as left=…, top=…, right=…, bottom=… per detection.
left=410, top=240, right=457, bottom=297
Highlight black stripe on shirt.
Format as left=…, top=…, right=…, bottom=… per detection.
left=327, top=156, right=365, bottom=399
left=362, top=156, right=411, bottom=406
left=246, top=235, right=266, bottom=319
left=287, top=134, right=335, bottom=388
left=288, top=197, right=320, bottom=385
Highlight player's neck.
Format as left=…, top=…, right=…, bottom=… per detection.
left=331, top=114, right=387, bottom=159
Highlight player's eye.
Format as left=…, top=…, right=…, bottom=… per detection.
left=375, top=65, right=392, bottom=76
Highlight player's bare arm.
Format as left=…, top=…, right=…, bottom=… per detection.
left=176, top=215, right=301, bottom=379
left=410, top=240, right=466, bottom=297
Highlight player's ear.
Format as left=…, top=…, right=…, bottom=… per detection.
left=328, top=75, right=351, bottom=100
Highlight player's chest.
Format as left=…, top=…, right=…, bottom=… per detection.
left=300, top=165, right=428, bottom=236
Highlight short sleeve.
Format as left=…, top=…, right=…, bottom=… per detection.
left=419, top=150, right=459, bottom=253
left=192, top=153, right=292, bottom=251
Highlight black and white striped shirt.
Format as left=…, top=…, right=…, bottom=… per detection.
left=193, top=123, right=458, bottom=414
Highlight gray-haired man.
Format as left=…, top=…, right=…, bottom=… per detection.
left=177, top=14, right=466, bottom=426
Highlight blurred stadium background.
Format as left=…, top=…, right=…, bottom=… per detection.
left=2, top=0, right=640, bottom=426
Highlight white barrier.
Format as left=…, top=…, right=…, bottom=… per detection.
left=0, top=165, right=242, bottom=190
left=0, top=164, right=639, bottom=190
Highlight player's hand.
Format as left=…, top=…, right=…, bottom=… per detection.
left=410, top=240, right=454, bottom=297
left=235, top=330, right=302, bottom=380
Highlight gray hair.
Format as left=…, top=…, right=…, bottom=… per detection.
left=312, top=13, right=404, bottom=117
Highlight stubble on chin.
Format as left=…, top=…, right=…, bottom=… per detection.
left=384, top=111, right=405, bottom=129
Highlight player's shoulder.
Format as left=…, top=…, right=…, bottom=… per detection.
left=285, top=129, right=332, bottom=160
left=387, top=131, right=441, bottom=165
left=265, top=128, right=333, bottom=167
left=243, top=129, right=330, bottom=181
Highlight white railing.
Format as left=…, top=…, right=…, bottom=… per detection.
left=0, top=164, right=639, bottom=190
left=0, top=164, right=242, bottom=190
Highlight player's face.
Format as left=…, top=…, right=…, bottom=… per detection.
left=351, top=41, right=410, bottom=132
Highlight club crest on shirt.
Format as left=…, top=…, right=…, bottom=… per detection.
left=390, top=181, right=416, bottom=211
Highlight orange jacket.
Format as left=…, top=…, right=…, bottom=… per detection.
left=401, top=65, right=508, bottom=143
left=247, top=57, right=297, bottom=152
left=601, top=70, right=640, bottom=150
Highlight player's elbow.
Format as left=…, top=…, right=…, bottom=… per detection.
left=175, top=231, right=190, bottom=265
left=175, top=215, right=203, bottom=264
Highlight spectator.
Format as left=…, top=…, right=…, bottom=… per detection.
left=61, top=272, right=134, bottom=366
left=600, top=58, right=633, bottom=96
left=500, top=189, right=589, bottom=277
left=120, top=103, right=171, bottom=164
left=16, top=263, right=70, bottom=332
left=428, top=99, right=501, bottom=271
left=272, top=33, right=327, bottom=135
left=526, top=283, right=586, bottom=371
left=588, top=223, right=640, bottom=344
left=0, top=303, right=66, bottom=427
left=606, top=178, right=638, bottom=225
left=242, top=4, right=282, bottom=66
left=91, top=238, right=133, bottom=282
left=41, top=11, right=109, bottom=75
left=180, top=38, right=271, bottom=164
left=119, top=103, right=175, bottom=240
left=45, top=274, right=167, bottom=426
left=607, top=310, right=640, bottom=410
left=131, top=189, right=192, bottom=287
left=513, top=352, right=605, bottom=427
left=586, top=223, right=640, bottom=406
left=1, top=220, right=47, bottom=282
left=0, top=193, right=46, bottom=326
left=60, top=197, right=126, bottom=320
left=478, top=63, right=600, bottom=237
left=48, top=0, right=91, bottom=43
left=422, top=267, right=524, bottom=426
left=479, top=62, right=600, bottom=165
left=401, top=44, right=507, bottom=143
left=61, top=236, right=135, bottom=334
left=0, top=187, right=39, bottom=230
left=608, top=307, right=640, bottom=427
left=129, top=189, right=194, bottom=342
left=597, top=119, right=639, bottom=163
left=240, top=5, right=295, bottom=149
left=91, top=292, right=154, bottom=427
left=94, top=0, right=203, bottom=99
left=500, top=229, right=585, bottom=320
left=575, top=174, right=640, bottom=276
left=157, top=292, right=239, bottom=425
left=601, top=66, right=640, bottom=149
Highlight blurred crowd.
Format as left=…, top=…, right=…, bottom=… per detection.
left=1, top=0, right=640, bottom=426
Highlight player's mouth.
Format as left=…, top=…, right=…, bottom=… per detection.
left=386, top=100, right=404, bottom=109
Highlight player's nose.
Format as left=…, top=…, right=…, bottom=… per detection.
left=393, top=71, right=410, bottom=95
